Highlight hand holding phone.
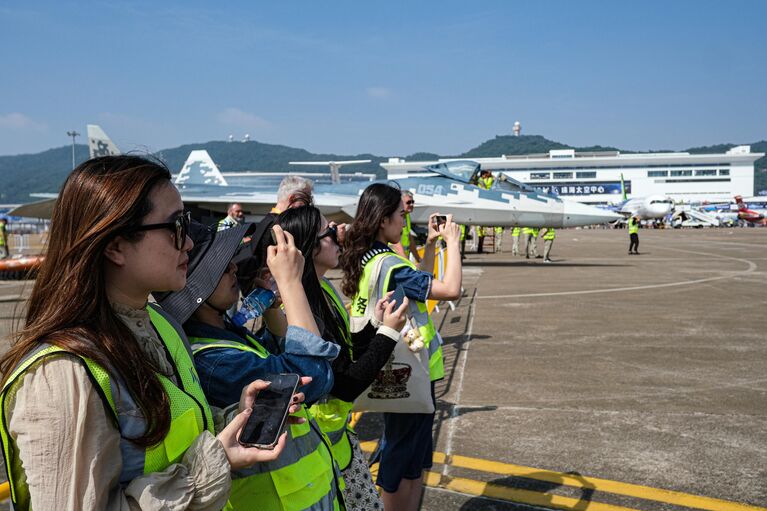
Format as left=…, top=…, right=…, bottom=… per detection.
left=388, top=284, right=407, bottom=309
left=239, top=373, right=301, bottom=449
left=433, top=215, right=447, bottom=227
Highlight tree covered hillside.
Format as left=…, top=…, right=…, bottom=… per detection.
left=1, top=135, right=765, bottom=203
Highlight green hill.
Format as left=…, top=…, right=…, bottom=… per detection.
left=1, top=135, right=765, bottom=203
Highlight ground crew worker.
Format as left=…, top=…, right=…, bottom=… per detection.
left=511, top=226, right=520, bottom=256
left=0, top=217, right=8, bottom=259
left=476, top=170, right=496, bottom=253
left=460, top=224, right=467, bottom=260
left=217, top=202, right=245, bottom=231
left=540, top=227, right=555, bottom=262
left=628, top=215, right=640, bottom=255
left=524, top=227, right=540, bottom=259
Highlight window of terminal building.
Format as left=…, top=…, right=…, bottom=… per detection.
left=647, top=170, right=668, bottom=177
left=576, top=171, right=596, bottom=179
left=553, top=172, right=573, bottom=179
left=695, top=169, right=717, bottom=176
left=719, top=169, right=730, bottom=176
left=670, top=170, right=693, bottom=177
left=530, top=172, right=550, bottom=180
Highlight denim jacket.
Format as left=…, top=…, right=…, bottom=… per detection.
left=185, top=320, right=339, bottom=408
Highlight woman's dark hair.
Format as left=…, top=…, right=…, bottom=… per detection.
left=339, top=183, right=402, bottom=298
left=0, top=155, right=174, bottom=447
left=276, top=206, right=345, bottom=344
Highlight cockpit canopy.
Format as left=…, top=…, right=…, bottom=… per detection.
left=424, top=160, right=481, bottom=183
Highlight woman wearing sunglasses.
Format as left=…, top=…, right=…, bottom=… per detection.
left=338, top=183, right=462, bottom=511
left=276, top=205, right=410, bottom=511
left=0, top=155, right=294, bottom=510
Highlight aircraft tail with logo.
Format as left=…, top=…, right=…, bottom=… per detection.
left=87, top=125, right=121, bottom=158
left=175, top=150, right=228, bottom=187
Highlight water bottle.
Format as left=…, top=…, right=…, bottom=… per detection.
left=231, top=287, right=276, bottom=327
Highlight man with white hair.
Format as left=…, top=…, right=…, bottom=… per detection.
left=273, top=175, right=314, bottom=214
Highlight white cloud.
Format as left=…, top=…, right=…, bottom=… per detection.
left=366, top=87, right=391, bottom=99
left=0, top=113, right=47, bottom=132
left=216, top=108, right=271, bottom=131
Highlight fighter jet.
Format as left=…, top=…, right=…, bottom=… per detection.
left=11, top=126, right=620, bottom=228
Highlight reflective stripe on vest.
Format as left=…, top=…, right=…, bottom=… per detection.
left=0, top=304, right=214, bottom=509
left=543, top=228, right=555, bottom=240
left=400, top=213, right=413, bottom=250
left=512, top=227, right=520, bottom=237
left=351, top=252, right=444, bottom=381
left=629, top=219, right=639, bottom=234
left=309, top=279, right=354, bottom=470
left=190, top=336, right=343, bottom=510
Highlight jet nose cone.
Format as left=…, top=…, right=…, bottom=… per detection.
left=562, top=201, right=621, bottom=227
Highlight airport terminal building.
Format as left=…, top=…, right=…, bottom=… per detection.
left=383, top=146, right=763, bottom=204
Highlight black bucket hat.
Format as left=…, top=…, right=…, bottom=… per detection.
left=155, top=220, right=255, bottom=324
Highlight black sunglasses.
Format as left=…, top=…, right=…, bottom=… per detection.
left=405, top=200, right=415, bottom=205
left=127, top=211, right=191, bottom=250
left=317, top=224, right=338, bottom=245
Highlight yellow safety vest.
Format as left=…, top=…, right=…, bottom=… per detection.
left=189, top=333, right=342, bottom=511
left=628, top=218, right=639, bottom=234
left=511, top=227, right=520, bottom=237
left=306, top=278, right=355, bottom=471
left=479, top=176, right=494, bottom=190
left=0, top=304, right=214, bottom=510
left=543, top=228, right=555, bottom=240
left=400, top=213, right=413, bottom=251
left=351, top=250, right=444, bottom=381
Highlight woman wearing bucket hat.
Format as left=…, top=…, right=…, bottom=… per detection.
left=0, top=155, right=296, bottom=511
left=157, top=220, right=345, bottom=510
left=277, top=205, right=411, bottom=511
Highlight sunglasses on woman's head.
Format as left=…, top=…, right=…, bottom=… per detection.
left=317, top=225, right=338, bottom=244
left=127, top=211, right=191, bottom=250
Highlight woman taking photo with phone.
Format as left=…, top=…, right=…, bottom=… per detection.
left=339, top=183, right=462, bottom=511
left=277, top=205, right=410, bottom=511
left=157, top=220, right=345, bottom=511
left=0, top=155, right=291, bottom=510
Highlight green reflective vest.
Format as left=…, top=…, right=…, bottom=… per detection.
left=400, top=213, right=413, bottom=251
left=628, top=218, right=639, bottom=234
left=190, top=333, right=342, bottom=511
left=0, top=225, right=6, bottom=246
left=543, top=228, right=555, bottom=240
left=351, top=251, right=444, bottom=381
left=307, top=279, right=355, bottom=471
left=0, top=304, right=214, bottom=510
left=511, top=227, right=520, bottom=237
left=479, top=176, right=494, bottom=190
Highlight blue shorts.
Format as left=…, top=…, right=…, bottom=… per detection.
left=375, top=384, right=436, bottom=493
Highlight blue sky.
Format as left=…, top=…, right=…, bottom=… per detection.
left=1, top=0, right=765, bottom=157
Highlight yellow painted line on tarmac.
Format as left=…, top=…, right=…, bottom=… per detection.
left=424, top=471, right=641, bottom=511
left=360, top=441, right=767, bottom=511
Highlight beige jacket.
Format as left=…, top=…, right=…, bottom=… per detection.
left=4, top=304, right=233, bottom=510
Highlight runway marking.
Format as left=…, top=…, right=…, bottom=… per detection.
left=477, top=247, right=757, bottom=300
left=360, top=441, right=767, bottom=511
left=441, top=287, right=477, bottom=481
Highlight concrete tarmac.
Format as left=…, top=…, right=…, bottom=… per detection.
left=0, top=228, right=765, bottom=510
left=352, top=228, right=767, bottom=510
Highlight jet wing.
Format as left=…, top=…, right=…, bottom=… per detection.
left=9, top=197, right=58, bottom=219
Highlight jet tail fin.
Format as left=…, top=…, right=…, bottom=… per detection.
left=175, top=150, right=228, bottom=186
left=620, top=173, right=627, bottom=202
left=87, top=125, right=121, bottom=158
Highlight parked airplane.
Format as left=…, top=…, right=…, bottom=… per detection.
left=611, top=173, right=674, bottom=220
left=734, top=195, right=766, bottom=224
left=11, top=126, right=620, bottom=228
